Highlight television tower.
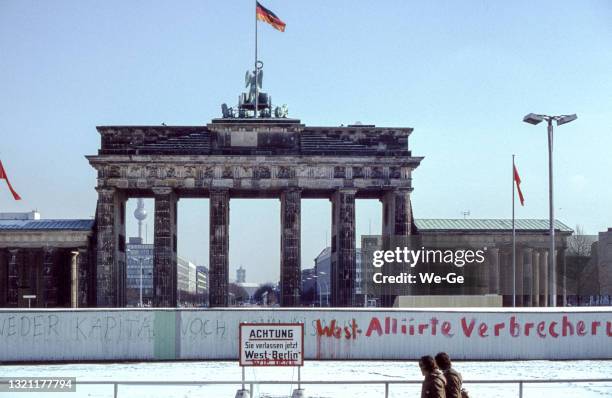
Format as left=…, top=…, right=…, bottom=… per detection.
left=134, top=198, right=147, bottom=240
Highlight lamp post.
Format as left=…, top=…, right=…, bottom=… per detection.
left=522, top=113, right=577, bottom=307
left=321, top=280, right=329, bottom=307
left=139, top=257, right=143, bottom=308
left=315, top=278, right=329, bottom=307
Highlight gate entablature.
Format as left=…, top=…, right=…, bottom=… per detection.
left=96, top=118, right=414, bottom=157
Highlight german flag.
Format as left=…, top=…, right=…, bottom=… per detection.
left=256, top=2, right=286, bottom=32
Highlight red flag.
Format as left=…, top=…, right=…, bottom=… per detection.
left=0, top=160, right=21, bottom=200
left=513, top=164, right=524, bottom=206
left=256, top=1, right=286, bottom=32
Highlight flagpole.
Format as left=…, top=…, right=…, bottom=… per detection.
left=512, top=154, right=516, bottom=308
left=254, top=0, right=259, bottom=118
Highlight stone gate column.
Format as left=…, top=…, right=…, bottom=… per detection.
left=78, top=248, right=89, bottom=307
left=539, top=249, right=548, bottom=307
left=153, top=187, right=178, bottom=307
left=7, top=249, right=19, bottom=307
left=209, top=189, right=229, bottom=307
left=95, top=187, right=126, bottom=307
left=380, top=188, right=413, bottom=305
left=0, top=250, right=6, bottom=307
left=280, top=188, right=301, bottom=307
left=70, top=250, right=80, bottom=308
left=515, top=248, right=524, bottom=306
left=331, top=189, right=356, bottom=307
left=381, top=188, right=413, bottom=237
left=549, top=249, right=557, bottom=307
left=500, top=249, right=513, bottom=306
left=558, top=247, right=567, bottom=306
left=42, top=248, right=58, bottom=307
left=531, top=249, right=540, bottom=307
left=522, top=248, right=533, bottom=307
left=476, top=243, right=490, bottom=295
left=488, top=247, right=500, bottom=294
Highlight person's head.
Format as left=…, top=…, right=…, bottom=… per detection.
left=418, top=355, right=437, bottom=376
left=435, top=352, right=452, bottom=371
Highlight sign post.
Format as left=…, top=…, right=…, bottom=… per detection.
left=238, top=323, right=304, bottom=398
left=22, top=294, right=36, bottom=308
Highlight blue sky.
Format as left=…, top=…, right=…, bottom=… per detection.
left=1, top=1, right=611, bottom=283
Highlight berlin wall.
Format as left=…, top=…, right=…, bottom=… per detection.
left=1, top=308, right=611, bottom=362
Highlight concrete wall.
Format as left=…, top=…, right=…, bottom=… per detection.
left=1, top=308, right=611, bottom=362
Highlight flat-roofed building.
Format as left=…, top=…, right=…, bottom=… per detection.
left=0, top=212, right=94, bottom=308
left=196, top=265, right=209, bottom=306
left=361, top=218, right=573, bottom=307
left=177, top=256, right=197, bottom=306
left=125, top=237, right=153, bottom=307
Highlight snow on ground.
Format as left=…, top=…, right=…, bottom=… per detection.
left=1, top=360, right=611, bottom=397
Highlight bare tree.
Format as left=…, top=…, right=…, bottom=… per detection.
left=229, top=283, right=249, bottom=304
left=254, top=284, right=278, bottom=306
left=567, top=225, right=592, bottom=257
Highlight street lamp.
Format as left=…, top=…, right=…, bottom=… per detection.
left=139, top=257, right=144, bottom=308
left=313, top=276, right=329, bottom=307
left=522, top=113, right=577, bottom=307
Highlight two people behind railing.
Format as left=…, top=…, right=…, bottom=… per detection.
left=419, top=352, right=467, bottom=398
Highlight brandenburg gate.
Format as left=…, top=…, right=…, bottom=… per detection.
left=87, top=73, right=423, bottom=307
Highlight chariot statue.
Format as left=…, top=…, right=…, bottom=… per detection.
left=221, top=63, right=288, bottom=119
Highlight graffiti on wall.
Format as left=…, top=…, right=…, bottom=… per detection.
left=314, top=315, right=612, bottom=340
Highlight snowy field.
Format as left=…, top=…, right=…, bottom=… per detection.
left=1, top=360, right=611, bottom=398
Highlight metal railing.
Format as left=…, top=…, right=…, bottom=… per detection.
left=67, top=378, right=612, bottom=398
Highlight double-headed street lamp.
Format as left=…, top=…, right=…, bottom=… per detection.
left=311, top=273, right=329, bottom=307
left=522, top=113, right=577, bottom=307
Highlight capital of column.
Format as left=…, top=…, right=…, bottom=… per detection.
left=329, top=188, right=357, bottom=202
left=95, top=186, right=116, bottom=195
left=332, top=188, right=358, bottom=198
left=152, top=186, right=175, bottom=196
left=379, top=187, right=412, bottom=200
left=385, top=187, right=413, bottom=194
left=280, top=188, right=301, bottom=200
left=209, top=188, right=230, bottom=200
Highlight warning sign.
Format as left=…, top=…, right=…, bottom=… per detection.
left=239, top=323, right=304, bottom=366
